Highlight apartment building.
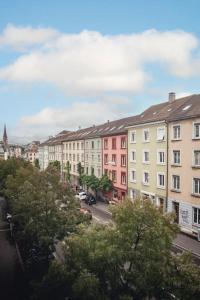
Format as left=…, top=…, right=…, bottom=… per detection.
left=167, top=95, right=200, bottom=235
left=62, top=130, right=88, bottom=185
left=127, top=93, right=188, bottom=212
left=101, top=117, right=137, bottom=201
left=38, top=141, right=49, bottom=170
left=84, top=135, right=102, bottom=178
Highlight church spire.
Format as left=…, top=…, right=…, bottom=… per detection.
left=3, top=124, right=8, bottom=146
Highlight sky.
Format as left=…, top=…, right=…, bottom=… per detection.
left=0, top=0, right=200, bottom=143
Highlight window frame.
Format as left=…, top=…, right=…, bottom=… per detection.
left=130, top=130, right=136, bottom=143
left=157, top=126, right=165, bottom=141
left=143, top=128, right=150, bottom=143
left=157, top=149, right=165, bottom=165
left=172, top=174, right=180, bottom=191
left=157, top=172, right=165, bottom=189
left=172, top=124, right=181, bottom=140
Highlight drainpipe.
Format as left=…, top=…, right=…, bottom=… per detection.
left=166, top=121, right=169, bottom=212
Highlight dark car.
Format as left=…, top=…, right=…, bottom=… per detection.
left=85, top=194, right=96, bottom=205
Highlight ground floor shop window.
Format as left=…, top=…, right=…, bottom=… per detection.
left=193, top=207, right=200, bottom=225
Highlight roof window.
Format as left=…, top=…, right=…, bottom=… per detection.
left=182, top=105, right=191, bottom=111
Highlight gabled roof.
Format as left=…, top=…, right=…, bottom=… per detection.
left=127, top=94, right=200, bottom=127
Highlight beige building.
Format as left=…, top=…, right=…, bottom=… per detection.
left=128, top=120, right=167, bottom=211
left=84, top=136, right=102, bottom=178
left=167, top=95, right=200, bottom=235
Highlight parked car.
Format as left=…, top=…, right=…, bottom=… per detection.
left=75, top=191, right=87, bottom=201
left=79, top=207, right=92, bottom=220
left=85, top=194, right=96, bottom=205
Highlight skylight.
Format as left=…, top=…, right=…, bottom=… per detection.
left=153, top=112, right=157, bottom=115
left=182, top=105, right=191, bottom=111
left=118, top=125, right=124, bottom=129
left=98, top=128, right=103, bottom=132
left=109, top=126, right=116, bottom=131
left=104, top=127, right=110, bottom=131
left=140, top=114, right=144, bottom=118
left=167, top=108, right=172, bottom=112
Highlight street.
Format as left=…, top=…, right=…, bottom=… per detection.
left=0, top=197, right=25, bottom=300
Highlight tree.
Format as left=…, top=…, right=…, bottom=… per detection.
left=77, top=162, right=84, bottom=186
left=4, top=164, right=83, bottom=270
left=34, top=158, right=40, bottom=169
left=42, top=199, right=200, bottom=300
left=99, top=174, right=113, bottom=193
left=65, top=161, right=71, bottom=182
left=49, top=160, right=61, bottom=171
left=87, top=174, right=100, bottom=199
left=0, top=158, right=29, bottom=192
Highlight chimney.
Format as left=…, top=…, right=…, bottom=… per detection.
left=107, top=120, right=110, bottom=123
left=168, top=92, right=176, bottom=103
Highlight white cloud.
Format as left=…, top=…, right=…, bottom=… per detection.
left=0, top=24, right=60, bottom=51
left=10, top=98, right=132, bottom=143
left=0, top=26, right=199, bottom=95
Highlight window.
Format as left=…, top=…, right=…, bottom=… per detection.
left=86, top=142, right=88, bottom=149
left=77, top=142, right=79, bottom=150
left=194, top=122, right=200, bottom=139
left=121, top=137, right=126, bottom=149
left=69, top=154, right=72, bottom=161
left=104, top=169, right=108, bottom=176
left=130, top=150, right=136, bottom=162
left=69, top=143, right=71, bottom=150
left=81, top=142, right=84, bottom=150
left=86, top=154, right=88, bottom=161
left=91, top=141, right=94, bottom=149
left=73, top=154, right=75, bottom=161
left=66, top=144, right=68, bottom=150
left=143, top=129, right=149, bottom=142
left=193, top=178, right=200, bottom=195
left=173, top=150, right=181, bottom=165
left=81, top=153, right=84, bottom=162
left=112, top=170, right=117, bottom=182
left=193, top=207, right=200, bottom=225
left=104, top=154, right=108, bottom=164
left=92, top=154, right=94, bottom=161
left=98, top=168, right=101, bottom=177
left=157, top=150, right=165, bottom=164
left=194, top=150, right=200, bottom=166
left=112, top=138, right=116, bottom=149
left=130, top=189, right=136, bottom=199
left=130, top=170, right=136, bottom=182
left=172, top=125, right=181, bottom=140
left=143, top=172, right=149, bottom=185
left=66, top=153, right=68, bottom=160
left=77, top=154, right=79, bottom=162
left=121, top=154, right=126, bottom=167
left=172, top=175, right=180, bottom=190
left=157, top=127, right=165, bottom=141
left=97, top=140, right=100, bottom=148
left=104, top=139, right=108, bottom=149
left=86, top=167, right=88, bottom=175
left=157, top=173, right=165, bottom=188
left=121, top=172, right=126, bottom=185
left=73, top=165, right=76, bottom=172
left=130, top=130, right=136, bottom=143
left=73, top=143, right=75, bottom=150
left=112, top=154, right=116, bottom=165
left=143, top=151, right=149, bottom=163
left=98, top=154, right=101, bottom=162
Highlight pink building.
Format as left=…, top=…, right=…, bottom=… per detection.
left=102, top=134, right=127, bottom=201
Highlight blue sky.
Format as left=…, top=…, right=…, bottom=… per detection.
left=0, top=0, right=200, bottom=143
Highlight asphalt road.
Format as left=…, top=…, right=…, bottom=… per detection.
left=0, top=197, right=25, bottom=300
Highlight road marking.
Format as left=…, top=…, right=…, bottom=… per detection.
left=92, top=216, right=101, bottom=222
